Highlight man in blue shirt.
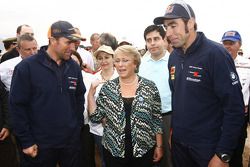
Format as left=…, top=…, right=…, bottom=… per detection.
left=139, top=25, right=172, bottom=167
left=9, top=21, right=86, bottom=167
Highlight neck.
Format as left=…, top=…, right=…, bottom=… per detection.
left=151, top=50, right=166, bottom=60
left=232, top=54, right=237, bottom=60
left=183, top=31, right=197, bottom=53
left=119, top=74, right=138, bottom=85
left=46, top=47, right=62, bottom=65
left=101, top=68, right=114, bottom=81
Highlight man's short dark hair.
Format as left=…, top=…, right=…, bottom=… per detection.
left=144, top=25, right=166, bottom=41
left=16, top=24, right=31, bottom=34
left=99, top=33, right=118, bottom=51
left=17, top=34, right=36, bottom=48
left=90, top=33, right=100, bottom=42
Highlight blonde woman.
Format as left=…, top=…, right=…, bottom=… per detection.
left=88, top=45, right=163, bottom=167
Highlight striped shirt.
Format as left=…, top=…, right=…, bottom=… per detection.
left=89, top=76, right=163, bottom=158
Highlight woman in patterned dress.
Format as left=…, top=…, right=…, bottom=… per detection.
left=88, top=45, right=163, bottom=167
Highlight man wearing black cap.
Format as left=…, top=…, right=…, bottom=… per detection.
left=154, top=1, right=244, bottom=167
left=2, top=37, right=17, bottom=53
left=9, top=20, right=86, bottom=167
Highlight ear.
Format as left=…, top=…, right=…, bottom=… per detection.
left=16, top=46, right=20, bottom=53
left=49, top=37, right=57, bottom=45
left=188, top=18, right=196, bottom=30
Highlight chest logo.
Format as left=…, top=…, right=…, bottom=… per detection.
left=230, top=72, right=239, bottom=85
left=170, top=66, right=175, bottom=80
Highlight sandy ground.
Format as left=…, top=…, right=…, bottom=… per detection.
left=243, top=125, right=250, bottom=167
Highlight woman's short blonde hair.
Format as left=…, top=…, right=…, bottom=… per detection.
left=114, top=45, right=141, bottom=73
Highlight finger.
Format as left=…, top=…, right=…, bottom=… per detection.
left=31, top=151, right=38, bottom=158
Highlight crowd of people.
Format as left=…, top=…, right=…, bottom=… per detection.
left=0, top=1, right=250, bottom=167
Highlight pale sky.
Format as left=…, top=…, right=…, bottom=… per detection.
left=0, top=0, right=249, bottom=56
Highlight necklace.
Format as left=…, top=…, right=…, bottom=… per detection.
left=101, top=70, right=113, bottom=81
left=119, top=76, right=138, bottom=86
left=101, top=73, right=108, bottom=81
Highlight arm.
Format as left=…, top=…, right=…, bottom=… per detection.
left=87, top=80, right=98, bottom=115
left=76, top=70, right=86, bottom=126
left=211, top=50, right=244, bottom=159
left=153, top=133, right=163, bottom=162
left=151, top=82, right=164, bottom=162
left=208, top=155, right=229, bottom=167
left=87, top=79, right=106, bottom=122
left=0, top=81, right=10, bottom=140
left=9, top=62, right=35, bottom=150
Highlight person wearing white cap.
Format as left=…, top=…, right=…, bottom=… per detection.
left=88, top=45, right=118, bottom=167
left=154, top=0, right=244, bottom=166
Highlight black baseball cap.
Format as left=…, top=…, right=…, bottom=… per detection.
left=47, top=21, right=86, bottom=41
left=154, top=2, right=195, bottom=25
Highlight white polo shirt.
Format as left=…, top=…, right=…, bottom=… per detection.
left=0, top=56, right=22, bottom=91
left=235, top=55, right=250, bottom=106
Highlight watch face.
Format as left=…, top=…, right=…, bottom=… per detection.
left=221, top=154, right=230, bottom=163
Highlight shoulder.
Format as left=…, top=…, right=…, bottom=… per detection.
left=139, top=76, right=157, bottom=88
left=0, top=57, right=21, bottom=68
left=78, top=48, right=93, bottom=58
left=236, top=56, right=250, bottom=67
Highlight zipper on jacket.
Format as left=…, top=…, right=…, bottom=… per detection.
left=181, top=59, right=184, bottom=69
left=180, top=53, right=186, bottom=70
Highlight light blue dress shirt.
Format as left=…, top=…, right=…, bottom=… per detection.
left=139, top=52, right=172, bottom=113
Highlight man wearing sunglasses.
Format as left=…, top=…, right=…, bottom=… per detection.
left=154, top=1, right=244, bottom=167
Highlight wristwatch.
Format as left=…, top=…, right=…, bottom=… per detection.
left=216, top=153, right=231, bottom=163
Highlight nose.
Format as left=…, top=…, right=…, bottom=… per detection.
left=166, top=28, right=173, bottom=39
left=70, top=43, right=76, bottom=51
left=151, top=40, right=156, bottom=45
left=30, top=48, right=38, bottom=55
left=114, top=61, right=123, bottom=67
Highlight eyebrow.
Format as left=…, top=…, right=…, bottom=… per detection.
left=166, top=20, right=177, bottom=26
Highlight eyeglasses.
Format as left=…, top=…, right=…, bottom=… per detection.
left=174, top=0, right=192, bottom=18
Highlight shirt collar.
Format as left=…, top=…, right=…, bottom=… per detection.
left=147, top=51, right=169, bottom=62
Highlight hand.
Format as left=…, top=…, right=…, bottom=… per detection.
left=153, top=147, right=163, bottom=162
left=23, top=144, right=38, bottom=158
left=0, top=128, right=10, bottom=140
left=101, top=117, right=107, bottom=126
left=168, top=128, right=172, bottom=149
left=208, top=155, right=229, bottom=167
left=89, top=79, right=105, bottom=94
left=82, top=63, right=94, bottom=73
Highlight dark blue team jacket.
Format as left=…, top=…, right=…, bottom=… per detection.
left=9, top=49, right=86, bottom=149
left=168, top=32, right=244, bottom=155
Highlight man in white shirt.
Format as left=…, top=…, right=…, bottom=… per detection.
left=0, top=34, right=38, bottom=91
left=74, top=28, right=95, bottom=71
left=139, top=25, right=172, bottom=167
left=0, top=24, right=34, bottom=63
left=222, top=30, right=250, bottom=167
